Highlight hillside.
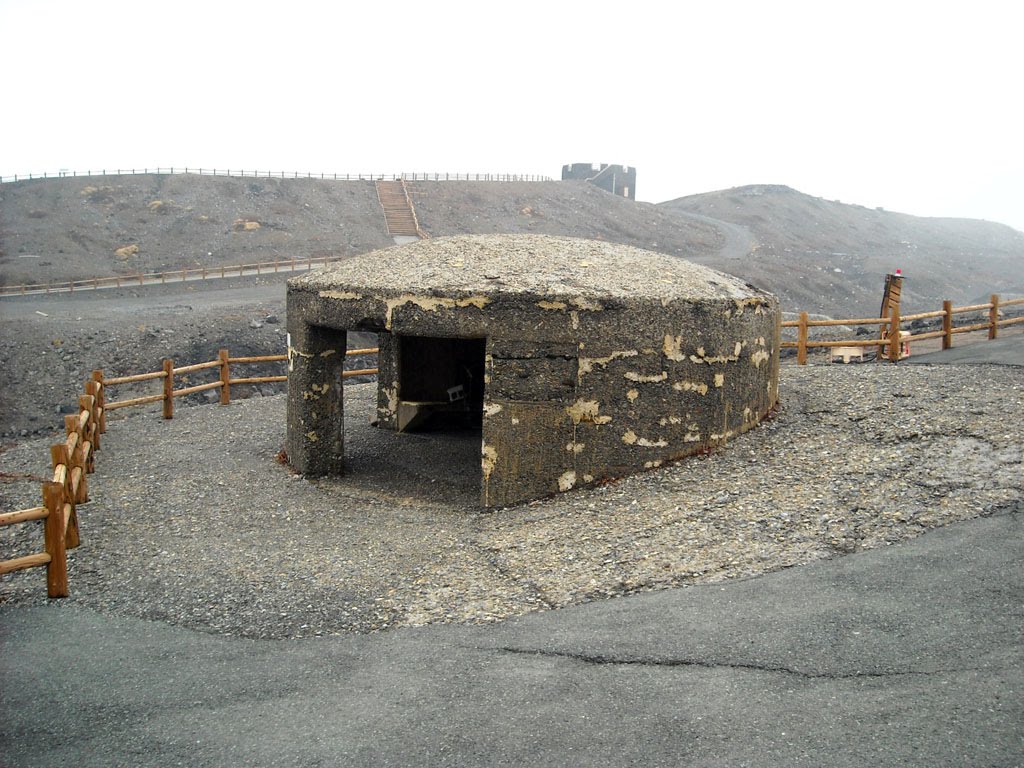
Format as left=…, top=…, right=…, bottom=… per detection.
left=661, top=184, right=1024, bottom=316
left=2, top=175, right=1022, bottom=319
left=2, top=174, right=1023, bottom=439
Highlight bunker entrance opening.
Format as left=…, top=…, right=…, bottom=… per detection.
left=396, top=335, right=486, bottom=432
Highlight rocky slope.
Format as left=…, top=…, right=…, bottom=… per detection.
left=2, top=174, right=1023, bottom=439
left=661, top=184, right=1024, bottom=316
left=4, top=174, right=1022, bottom=318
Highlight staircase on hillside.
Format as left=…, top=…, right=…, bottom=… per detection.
left=375, top=180, right=428, bottom=240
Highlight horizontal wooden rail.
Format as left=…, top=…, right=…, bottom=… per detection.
left=901, top=309, right=948, bottom=322
left=172, top=381, right=225, bottom=398
left=104, top=370, right=167, bottom=386
left=782, top=293, right=1022, bottom=364
left=0, top=507, right=48, bottom=526
left=0, top=552, right=52, bottom=576
left=100, top=346, right=380, bottom=418
left=106, top=393, right=166, bottom=410
left=173, top=360, right=222, bottom=375
left=228, top=354, right=287, bottom=364
left=229, top=376, right=288, bottom=385
left=781, top=338, right=884, bottom=349
left=781, top=316, right=887, bottom=328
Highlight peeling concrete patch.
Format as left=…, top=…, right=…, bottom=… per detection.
left=481, top=444, right=498, bottom=480
left=624, top=371, right=667, bottom=384
left=690, top=342, right=744, bottom=365
left=318, top=290, right=363, bottom=300
left=622, top=430, right=669, bottom=448
left=663, top=334, right=686, bottom=362
left=566, top=399, right=613, bottom=425
left=578, top=350, right=639, bottom=377
left=672, top=380, right=709, bottom=396
left=570, top=296, right=604, bottom=311
left=384, top=293, right=491, bottom=329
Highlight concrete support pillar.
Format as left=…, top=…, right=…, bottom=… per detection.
left=375, top=331, right=400, bottom=430
left=286, top=322, right=347, bottom=476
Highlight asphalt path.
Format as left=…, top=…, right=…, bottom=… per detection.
left=0, top=273, right=290, bottom=322
left=1, top=310, right=1021, bottom=768
left=1, top=506, right=1020, bottom=767
left=902, top=332, right=1024, bottom=367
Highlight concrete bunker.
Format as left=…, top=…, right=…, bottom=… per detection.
left=286, top=234, right=781, bottom=507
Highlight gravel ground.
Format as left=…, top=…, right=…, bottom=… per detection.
left=1, top=365, right=1021, bottom=639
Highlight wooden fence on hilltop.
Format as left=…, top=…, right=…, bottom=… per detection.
left=0, top=347, right=378, bottom=597
left=0, top=167, right=555, bottom=185
left=783, top=294, right=1024, bottom=364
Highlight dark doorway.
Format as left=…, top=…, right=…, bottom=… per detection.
left=397, top=336, right=486, bottom=432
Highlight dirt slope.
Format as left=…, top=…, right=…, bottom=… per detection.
left=3, top=174, right=1023, bottom=439
left=0, top=174, right=394, bottom=285
left=4, top=175, right=1021, bottom=320
left=660, top=184, right=1024, bottom=317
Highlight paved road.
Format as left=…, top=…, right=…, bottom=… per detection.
left=1, top=504, right=1020, bottom=767
left=0, top=273, right=290, bottom=322
left=903, top=332, right=1024, bottom=367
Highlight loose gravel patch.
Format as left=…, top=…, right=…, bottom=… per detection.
left=1, top=365, right=1021, bottom=639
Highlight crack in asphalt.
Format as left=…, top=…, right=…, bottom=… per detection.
left=497, top=647, right=979, bottom=680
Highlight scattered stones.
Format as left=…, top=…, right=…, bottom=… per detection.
left=1, top=365, right=1020, bottom=640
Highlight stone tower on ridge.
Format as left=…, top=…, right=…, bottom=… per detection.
left=561, top=163, right=636, bottom=200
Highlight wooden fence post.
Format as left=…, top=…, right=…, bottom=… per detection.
left=51, top=437, right=81, bottom=550
left=942, top=300, right=953, bottom=350
left=219, top=349, right=231, bottom=405
left=42, top=482, right=68, bottom=598
left=989, top=294, right=1000, bottom=340
left=797, top=312, right=809, bottom=365
left=887, top=306, right=902, bottom=363
left=163, top=359, right=174, bottom=419
left=86, top=378, right=103, bottom=444
left=78, top=394, right=96, bottom=471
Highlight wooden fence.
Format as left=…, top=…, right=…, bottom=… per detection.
left=1, top=347, right=377, bottom=597
left=0, top=167, right=555, bottom=184
left=0, top=380, right=104, bottom=597
left=782, top=294, right=1024, bottom=364
left=99, top=346, right=378, bottom=418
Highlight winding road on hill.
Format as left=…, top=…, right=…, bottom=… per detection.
left=676, top=210, right=759, bottom=262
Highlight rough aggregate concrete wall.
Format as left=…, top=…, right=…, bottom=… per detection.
left=479, top=294, right=779, bottom=506
left=285, top=314, right=347, bottom=477
left=287, top=285, right=778, bottom=507
left=286, top=235, right=780, bottom=509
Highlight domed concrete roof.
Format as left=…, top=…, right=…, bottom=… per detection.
left=292, top=234, right=762, bottom=302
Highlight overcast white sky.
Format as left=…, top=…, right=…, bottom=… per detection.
left=2, top=0, right=1021, bottom=231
